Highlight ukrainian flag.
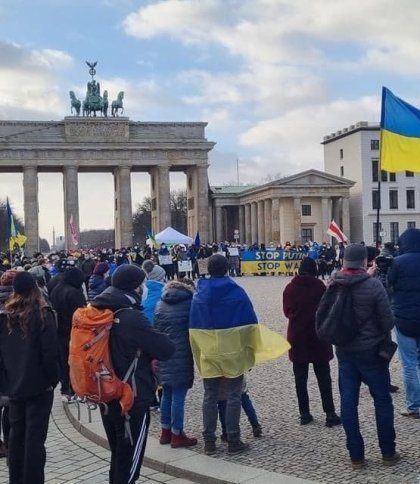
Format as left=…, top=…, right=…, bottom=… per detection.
left=381, top=87, right=420, bottom=172
left=189, top=278, right=290, bottom=378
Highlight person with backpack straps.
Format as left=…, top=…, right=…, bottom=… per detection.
left=316, top=244, right=399, bottom=470
left=89, top=264, right=174, bottom=484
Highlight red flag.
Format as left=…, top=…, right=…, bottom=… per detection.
left=69, top=214, right=79, bottom=245
left=327, top=220, right=348, bottom=243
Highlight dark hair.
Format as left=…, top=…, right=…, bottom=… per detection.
left=4, top=287, right=45, bottom=338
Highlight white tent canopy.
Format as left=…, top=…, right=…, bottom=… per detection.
left=154, top=227, right=194, bottom=245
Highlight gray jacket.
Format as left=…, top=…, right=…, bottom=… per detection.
left=331, top=270, right=394, bottom=352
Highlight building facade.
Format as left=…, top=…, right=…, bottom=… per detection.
left=0, top=118, right=214, bottom=253
left=323, top=121, right=420, bottom=245
left=209, top=169, right=353, bottom=245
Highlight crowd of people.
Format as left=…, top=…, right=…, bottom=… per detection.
left=0, top=229, right=418, bottom=483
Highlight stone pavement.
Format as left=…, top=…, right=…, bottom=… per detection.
left=145, top=276, right=419, bottom=484
left=1, top=276, right=419, bottom=484
left=0, top=392, right=195, bottom=484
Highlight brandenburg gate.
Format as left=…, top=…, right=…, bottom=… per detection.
left=0, top=66, right=214, bottom=253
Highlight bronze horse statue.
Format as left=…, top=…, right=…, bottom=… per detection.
left=111, top=91, right=124, bottom=117
left=69, top=91, right=81, bottom=116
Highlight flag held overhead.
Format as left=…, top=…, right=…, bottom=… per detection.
left=327, top=220, right=348, bottom=243
left=381, top=87, right=420, bottom=173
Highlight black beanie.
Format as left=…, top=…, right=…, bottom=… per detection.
left=111, top=264, right=146, bottom=291
left=207, top=254, right=229, bottom=277
left=13, top=271, right=37, bottom=295
left=298, top=257, right=317, bottom=277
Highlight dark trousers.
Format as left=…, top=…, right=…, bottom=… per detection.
left=203, top=376, right=243, bottom=443
left=57, top=333, right=72, bottom=396
left=100, top=401, right=150, bottom=484
left=338, top=350, right=396, bottom=461
left=8, top=389, right=54, bottom=484
left=292, top=362, right=335, bottom=415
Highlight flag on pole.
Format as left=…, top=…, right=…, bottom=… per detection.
left=326, top=220, right=348, bottom=243
left=69, top=213, right=79, bottom=245
left=381, top=87, right=420, bottom=172
left=6, top=198, right=27, bottom=250
left=145, top=228, right=158, bottom=249
left=194, top=231, right=201, bottom=248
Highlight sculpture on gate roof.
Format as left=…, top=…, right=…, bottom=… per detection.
left=68, top=62, right=122, bottom=118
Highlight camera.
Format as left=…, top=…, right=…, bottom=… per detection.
left=375, top=254, right=393, bottom=275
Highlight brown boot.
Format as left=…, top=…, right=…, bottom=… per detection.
left=171, top=432, right=198, bottom=448
left=159, top=428, right=172, bottom=445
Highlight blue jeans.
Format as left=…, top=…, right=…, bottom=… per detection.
left=160, top=385, right=188, bottom=435
left=396, top=329, right=420, bottom=412
left=218, top=392, right=259, bottom=434
left=338, top=350, right=396, bottom=461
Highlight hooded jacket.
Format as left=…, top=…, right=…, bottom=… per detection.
left=329, top=269, right=394, bottom=352
left=283, top=275, right=333, bottom=363
left=49, top=268, right=86, bottom=336
left=388, top=228, right=420, bottom=337
left=155, top=281, right=194, bottom=388
left=87, top=274, right=108, bottom=301
left=91, top=286, right=175, bottom=406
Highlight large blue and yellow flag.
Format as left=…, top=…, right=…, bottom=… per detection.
left=189, top=277, right=290, bottom=378
left=6, top=198, right=27, bottom=250
left=381, top=87, right=420, bottom=172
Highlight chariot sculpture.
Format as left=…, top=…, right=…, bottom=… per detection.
left=69, top=62, right=124, bottom=118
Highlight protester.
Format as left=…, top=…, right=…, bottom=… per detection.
left=141, top=259, right=166, bottom=325
left=49, top=267, right=86, bottom=401
left=0, top=271, right=59, bottom=483
left=155, top=279, right=197, bottom=448
left=320, top=244, right=399, bottom=469
left=87, top=261, right=109, bottom=301
left=189, top=254, right=254, bottom=456
left=283, top=257, right=341, bottom=427
left=387, top=228, right=420, bottom=418
left=91, top=264, right=175, bottom=484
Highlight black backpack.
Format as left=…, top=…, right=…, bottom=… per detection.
left=315, top=282, right=360, bottom=346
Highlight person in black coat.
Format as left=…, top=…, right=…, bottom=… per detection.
left=283, top=257, right=341, bottom=427
left=91, top=264, right=174, bottom=484
left=49, top=267, right=86, bottom=399
left=0, top=272, right=59, bottom=484
left=154, top=279, right=197, bottom=448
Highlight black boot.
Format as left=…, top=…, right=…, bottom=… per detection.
left=227, top=440, right=250, bottom=455
left=325, top=412, right=342, bottom=428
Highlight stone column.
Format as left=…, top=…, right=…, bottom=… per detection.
left=271, top=198, right=280, bottom=245
left=114, top=166, right=133, bottom=249
left=23, top=166, right=39, bottom=254
left=238, top=205, right=245, bottom=245
left=244, top=203, right=251, bottom=246
left=342, top=196, right=350, bottom=240
left=63, top=166, right=79, bottom=251
left=150, top=165, right=171, bottom=234
left=186, top=165, right=210, bottom=242
left=257, top=200, right=264, bottom=244
left=251, top=202, right=258, bottom=244
left=322, top=197, right=330, bottom=243
left=215, top=205, right=223, bottom=242
left=293, top=197, right=301, bottom=244
left=264, top=199, right=272, bottom=244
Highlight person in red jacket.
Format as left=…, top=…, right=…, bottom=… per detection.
left=283, top=257, right=341, bottom=427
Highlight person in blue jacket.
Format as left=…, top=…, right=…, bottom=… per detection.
left=141, top=260, right=166, bottom=325
left=388, top=228, right=420, bottom=419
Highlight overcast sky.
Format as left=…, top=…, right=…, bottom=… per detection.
left=1, top=0, right=420, bottom=242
